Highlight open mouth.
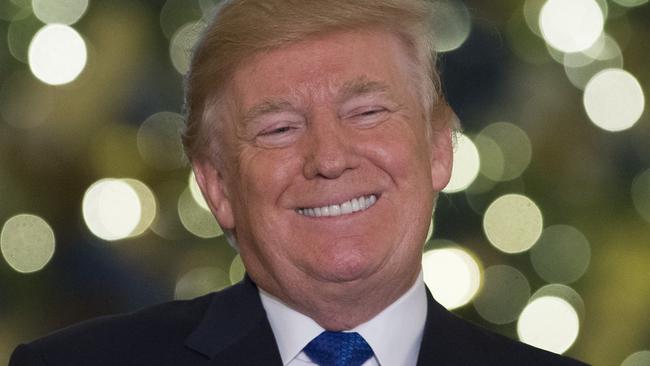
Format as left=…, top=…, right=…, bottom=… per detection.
left=296, top=194, right=379, bottom=218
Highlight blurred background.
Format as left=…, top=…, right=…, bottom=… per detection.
left=0, top=0, right=648, bottom=364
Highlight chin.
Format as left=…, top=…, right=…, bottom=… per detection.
left=314, top=249, right=378, bottom=283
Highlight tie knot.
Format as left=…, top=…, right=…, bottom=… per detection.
left=304, top=331, right=374, bottom=366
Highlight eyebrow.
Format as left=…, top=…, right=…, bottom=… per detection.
left=336, top=77, right=392, bottom=104
left=241, top=99, right=296, bottom=127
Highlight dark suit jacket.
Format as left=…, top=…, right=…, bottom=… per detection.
left=10, top=276, right=587, bottom=365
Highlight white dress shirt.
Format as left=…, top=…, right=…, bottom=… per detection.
left=259, top=272, right=427, bottom=366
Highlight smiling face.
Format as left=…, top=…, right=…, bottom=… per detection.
left=194, top=29, right=452, bottom=318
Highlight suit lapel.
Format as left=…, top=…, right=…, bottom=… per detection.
left=416, top=287, right=488, bottom=365
left=185, top=276, right=283, bottom=365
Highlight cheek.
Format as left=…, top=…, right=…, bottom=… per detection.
left=233, top=148, right=303, bottom=228
left=364, top=125, right=432, bottom=186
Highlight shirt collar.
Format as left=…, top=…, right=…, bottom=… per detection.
left=259, top=272, right=427, bottom=366
left=259, top=288, right=324, bottom=364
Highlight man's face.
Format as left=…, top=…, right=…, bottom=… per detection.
left=196, top=29, right=452, bottom=298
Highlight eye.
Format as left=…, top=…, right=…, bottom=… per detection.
left=345, top=106, right=390, bottom=128
left=356, top=108, right=387, bottom=117
left=260, top=125, right=295, bottom=136
left=255, top=122, right=303, bottom=148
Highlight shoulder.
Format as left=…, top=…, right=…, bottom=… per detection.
left=10, top=290, right=223, bottom=366
left=420, top=290, right=589, bottom=365
left=450, top=314, right=586, bottom=365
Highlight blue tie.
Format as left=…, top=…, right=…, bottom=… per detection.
left=303, top=331, right=374, bottom=366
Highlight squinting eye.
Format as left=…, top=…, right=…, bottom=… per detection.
left=261, top=126, right=294, bottom=136
left=357, top=108, right=386, bottom=117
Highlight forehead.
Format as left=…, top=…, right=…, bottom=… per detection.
left=228, top=29, right=416, bottom=110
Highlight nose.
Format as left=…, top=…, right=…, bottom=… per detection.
left=302, top=116, right=359, bottom=179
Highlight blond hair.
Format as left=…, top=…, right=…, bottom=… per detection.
left=183, top=0, right=445, bottom=163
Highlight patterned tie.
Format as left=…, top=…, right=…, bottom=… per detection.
left=303, top=331, right=374, bottom=366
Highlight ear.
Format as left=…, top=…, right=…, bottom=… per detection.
left=429, top=106, right=455, bottom=192
left=192, top=159, right=236, bottom=230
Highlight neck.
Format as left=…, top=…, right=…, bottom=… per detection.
left=253, top=267, right=421, bottom=331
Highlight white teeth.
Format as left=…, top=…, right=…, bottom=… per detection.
left=330, top=204, right=341, bottom=216
left=297, top=194, right=378, bottom=218
left=341, top=201, right=352, bottom=214
left=359, top=196, right=367, bottom=210
left=369, top=195, right=376, bottom=205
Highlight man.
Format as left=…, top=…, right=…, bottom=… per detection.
left=11, top=0, right=587, bottom=365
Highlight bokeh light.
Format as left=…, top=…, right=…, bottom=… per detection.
left=517, top=296, right=580, bottom=354
left=174, top=266, right=230, bottom=300
left=137, top=111, right=186, bottom=170
left=621, top=351, right=650, bottom=366
left=483, top=194, right=543, bottom=254
left=474, top=134, right=505, bottom=182
left=1, top=214, right=55, bottom=273
left=539, top=0, right=604, bottom=53
left=177, top=187, right=223, bottom=238
left=422, top=247, right=481, bottom=310
left=229, top=254, right=245, bottom=284
left=530, top=225, right=591, bottom=284
left=82, top=179, right=142, bottom=241
left=32, top=0, right=89, bottom=25
left=478, top=122, right=532, bottom=181
left=583, top=69, right=645, bottom=132
left=531, top=284, right=586, bottom=323
left=170, top=21, right=205, bottom=74
left=28, top=24, right=87, bottom=85
left=7, top=15, right=42, bottom=63
left=523, top=0, right=545, bottom=36
left=582, top=34, right=622, bottom=62
left=122, top=179, right=157, bottom=238
left=188, top=171, right=210, bottom=211
left=473, top=265, right=531, bottom=324
left=564, top=34, right=624, bottom=90
left=428, top=0, right=471, bottom=53
left=631, top=169, right=650, bottom=223
left=612, top=0, right=648, bottom=7
left=443, top=133, right=480, bottom=193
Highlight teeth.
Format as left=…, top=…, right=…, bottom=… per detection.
left=297, top=194, right=378, bottom=218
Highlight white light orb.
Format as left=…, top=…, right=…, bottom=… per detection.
left=583, top=69, right=645, bottom=132
left=423, top=247, right=481, bottom=310
left=539, top=0, right=604, bottom=53
left=483, top=194, right=544, bottom=254
left=28, top=24, right=87, bottom=85
left=443, top=133, right=480, bottom=193
left=82, top=179, right=142, bottom=241
left=170, top=21, right=205, bottom=74
left=1, top=214, right=55, bottom=273
left=32, top=0, right=89, bottom=25
left=429, top=0, right=471, bottom=53
left=122, top=178, right=158, bottom=238
left=517, top=296, right=580, bottom=354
